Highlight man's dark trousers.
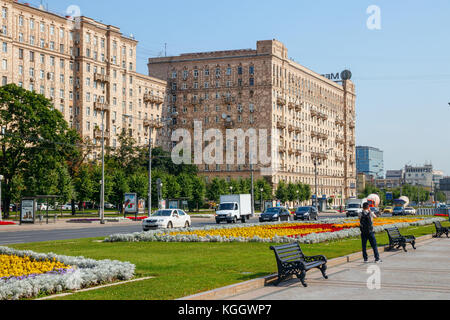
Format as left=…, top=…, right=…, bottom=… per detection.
left=361, top=231, right=380, bottom=261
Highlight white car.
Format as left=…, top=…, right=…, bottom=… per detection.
left=142, top=209, right=191, bottom=231
left=404, top=207, right=416, bottom=215
left=61, top=203, right=79, bottom=210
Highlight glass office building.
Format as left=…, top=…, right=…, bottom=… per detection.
left=356, top=146, right=384, bottom=178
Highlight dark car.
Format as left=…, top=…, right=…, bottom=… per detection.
left=259, top=207, right=291, bottom=223
left=392, top=207, right=405, bottom=216
left=294, top=206, right=319, bottom=221
left=370, top=207, right=380, bottom=217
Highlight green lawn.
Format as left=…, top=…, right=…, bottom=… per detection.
left=8, top=221, right=449, bottom=300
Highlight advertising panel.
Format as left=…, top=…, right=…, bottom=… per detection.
left=124, top=193, right=138, bottom=214
left=20, top=199, right=35, bottom=224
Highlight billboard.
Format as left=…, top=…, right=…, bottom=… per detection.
left=124, top=193, right=138, bottom=214
left=20, top=199, right=35, bottom=224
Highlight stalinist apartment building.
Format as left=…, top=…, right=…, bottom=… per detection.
left=0, top=0, right=168, bottom=158
left=148, top=40, right=357, bottom=202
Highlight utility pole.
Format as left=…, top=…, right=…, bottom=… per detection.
left=100, top=109, right=105, bottom=224
left=0, top=175, right=3, bottom=221
left=250, top=164, right=255, bottom=217
left=148, top=127, right=152, bottom=216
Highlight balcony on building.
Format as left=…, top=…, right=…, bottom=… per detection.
left=94, top=73, right=110, bottom=83
left=311, top=152, right=328, bottom=160
left=93, top=127, right=110, bottom=140
left=276, top=121, right=287, bottom=130
left=335, top=136, right=345, bottom=145
left=143, top=119, right=164, bottom=129
left=143, top=93, right=165, bottom=105
left=94, top=100, right=110, bottom=112
left=311, top=109, right=328, bottom=121
left=277, top=97, right=286, bottom=106
left=311, top=130, right=328, bottom=141
left=335, top=118, right=345, bottom=127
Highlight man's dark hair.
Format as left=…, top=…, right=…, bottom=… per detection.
left=363, top=202, right=370, bottom=210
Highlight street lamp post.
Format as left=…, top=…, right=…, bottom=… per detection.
left=313, top=149, right=333, bottom=212
left=250, top=164, right=255, bottom=217
left=0, top=175, right=3, bottom=221
left=230, top=186, right=233, bottom=195
left=100, top=110, right=105, bottom=225
left=143, top=117, right=174, bottom=217
left=296, top=190, right=300, bottom=206
left=148, top=126, right=153, bottom=217
left=260, top=188, right=264, bottom=212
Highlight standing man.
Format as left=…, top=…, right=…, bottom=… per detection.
left=359, top=202, right=382, bottom=263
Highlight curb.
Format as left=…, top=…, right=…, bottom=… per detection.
left=179, top=234, right=435, bottom=300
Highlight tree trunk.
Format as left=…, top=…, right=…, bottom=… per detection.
left=71, top=199, right=76, bottom=216
left=2, top=197, right=11, bottom=219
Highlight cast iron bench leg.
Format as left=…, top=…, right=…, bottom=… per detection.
left=320, top=264, right=328, bottom=279
left=297, top=270, right=307, bottom=288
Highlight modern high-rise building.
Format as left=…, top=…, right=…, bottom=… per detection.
left=0, top=0, right=168, bottom=158
left=148, top=39, right=357, bottom=202
left=356, top=146, right=384, bottom=178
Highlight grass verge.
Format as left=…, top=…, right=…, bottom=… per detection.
left=7, top=220, right=449, bottom=300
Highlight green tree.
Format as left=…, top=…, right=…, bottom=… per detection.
left=276, top=181, right=289, bottom=204
left=164, top=174, right=181, bottom=199
left=206, top=178, right=228, bottom=202
left=177, top=173, right=194, bottom=200
left=190, top=176, right=206, bottom=212
left=109, top=169, right=129, bottom=214
left=287, top=183, right=298, bottom=203
left=73, top=164, right=95, bottom=211
left=0, top=84, right=80, bottom=217
left=436, top=191, right=447, bottom=203
left=128, top=171, right=149, bottom=202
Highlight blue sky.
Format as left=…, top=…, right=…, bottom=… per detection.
left=35, top=0, right=450, bottom=176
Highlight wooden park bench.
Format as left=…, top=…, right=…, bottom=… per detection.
left=270, top=243, right=328, bottom=288
left=434, top=221, right=449, bottom=238
left=386, top=227, right=416, bottom=252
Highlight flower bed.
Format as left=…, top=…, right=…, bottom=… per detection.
left=0, top=247, right=135, bottom=300
left=126, top=216, right=147, bottom=221
left=104, top=217, right=445, bottom=244
left=435, top=213, right=449, bottom=217
left=0, top=221, right=16, bottom=226
left=0, top=254, right=72, bottom=281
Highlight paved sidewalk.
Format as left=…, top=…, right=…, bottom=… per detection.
left=225, top=238, right=450, bottom=300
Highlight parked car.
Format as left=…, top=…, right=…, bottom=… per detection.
left=61, top=203, right=79, bottom=211
left=104, top=202, right=116, bottom=209
left=293, top=206, right=318, bottom=221
left=383, top=206, right=393, bottom=214
left=392, top=207, right=405, bottom=216
left=259, top=207, right=291, bottom=223
left=404, top=207, right=417, bottom=215
left=142, top=209, right=191, bottom=231
left=370, top=207, right=380, bottom=217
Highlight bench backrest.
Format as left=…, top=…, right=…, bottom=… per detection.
left=386, top=227, right=402, bottom=239
left=270, top=243, right=305, bottom=263
left=434, top=221, right=443, bottom=229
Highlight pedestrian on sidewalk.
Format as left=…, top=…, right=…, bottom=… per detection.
left=359, top=202, right=382, bottom=263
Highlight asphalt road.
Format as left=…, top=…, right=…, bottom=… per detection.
left=0, top=215, right=345, bottom=245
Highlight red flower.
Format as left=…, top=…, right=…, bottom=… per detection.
left=0, top=221, right=16, bottom=226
